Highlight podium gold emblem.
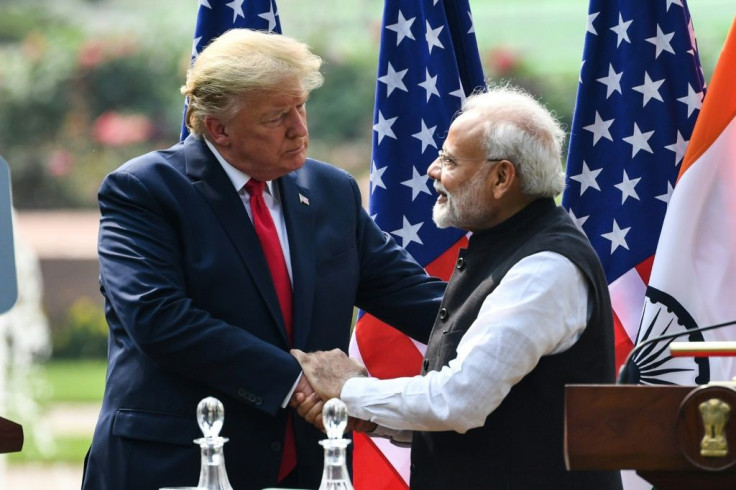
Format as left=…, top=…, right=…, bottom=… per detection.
left=699, top=398, right=730, bottom=457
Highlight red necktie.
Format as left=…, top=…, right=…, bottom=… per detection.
left=244, top=179, right=297, bottom=481
left=245, top=179, right=293, bottom=341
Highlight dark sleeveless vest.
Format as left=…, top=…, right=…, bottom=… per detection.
left=409, top=198, right=622, bottom=490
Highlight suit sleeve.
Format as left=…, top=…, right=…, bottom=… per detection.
left=98, top=169, right=300, bottom=415
left=349, top=177, right=446, bottom=344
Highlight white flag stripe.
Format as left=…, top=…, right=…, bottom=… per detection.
left=373, top=437, right=411, bottom=485
left=410, top=338, right=427, bottom=357
left=609, top=268, right=647, bottom=342
left=348, top=332, right=365, bottom=367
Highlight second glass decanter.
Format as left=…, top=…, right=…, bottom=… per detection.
left=318, top=398, right=354, bottom=490
left=194, top=396, right=234, bottom=490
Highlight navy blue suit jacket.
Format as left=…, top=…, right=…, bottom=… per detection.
left=81, top=136, right=445, bottom=490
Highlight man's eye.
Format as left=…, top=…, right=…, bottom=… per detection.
left=264, top=114, right=285, bottom=125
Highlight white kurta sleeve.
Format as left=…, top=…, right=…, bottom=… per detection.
left=341, top=251, right=590, bottom=434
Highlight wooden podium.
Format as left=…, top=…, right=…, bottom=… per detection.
left=0, top=416, right=23, bottom=454
left=565, top=384, right=736, bottom=489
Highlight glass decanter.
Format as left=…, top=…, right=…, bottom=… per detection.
left=194, top=396, right=234, bottom=490
left=318, top=398, right=354, bottom=490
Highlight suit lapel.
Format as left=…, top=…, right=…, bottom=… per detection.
left=184, top=136, right=288, bottom=342
left=278, top=172, right=315, bottom=349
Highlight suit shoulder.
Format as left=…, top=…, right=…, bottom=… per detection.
left=108, top=141, right=185, bottom=179
left=298, top=158, right=358, bottom=189
left=302, top=158, right=354, bottom=180
left=292, top=159, right=362, bottom=208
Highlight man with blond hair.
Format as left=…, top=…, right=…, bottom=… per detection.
left=82, top=29, right=444, bottom=490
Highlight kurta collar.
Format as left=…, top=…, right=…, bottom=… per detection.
left=468, top=197, right=556, bottom=246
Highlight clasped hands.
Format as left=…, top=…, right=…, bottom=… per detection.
left=289, top=348, right=377, bottom=434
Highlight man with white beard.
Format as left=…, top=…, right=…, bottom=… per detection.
left=291, top=85, right=622, bottom=489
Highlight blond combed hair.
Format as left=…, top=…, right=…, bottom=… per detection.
left=181, top=29, right=324, bottom=136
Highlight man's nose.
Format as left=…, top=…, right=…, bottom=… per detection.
left=427, top=159, right=441, bottom=180
left=286, top=107, right=307, bottom=137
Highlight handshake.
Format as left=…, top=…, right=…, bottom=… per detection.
left=289, top=348, right=377, bottom=434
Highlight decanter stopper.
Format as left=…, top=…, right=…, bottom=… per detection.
left=324, top=397, right=348, bottom=440
left=318, top=398, right=353, bottom=490
left=194, top=397, right=233, bottom=490
left=198, top=396, right=224, bottom=439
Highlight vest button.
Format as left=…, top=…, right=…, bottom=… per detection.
left=456, top=257, right=465, bottom=269
left=439, top=308, right=448, bottom=320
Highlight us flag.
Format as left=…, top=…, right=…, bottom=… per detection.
left=561, top=0, right=706, bottom=376
left=181, top=0, right=282, bottom=140
left=348, top=0, right=485, bottom=487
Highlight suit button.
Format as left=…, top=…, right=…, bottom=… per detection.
left=255, top=397, right=263, bottom=406
left=248, top=394, right=257, bottom=403
left=439, top=308, right=448, bottom=320
left=238, top=388, right=247, bottom=398
left=270, top=441, right=282, bottom=452
left=456, top=257, right=465, bottom=269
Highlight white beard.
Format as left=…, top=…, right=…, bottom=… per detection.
left=432, top=176, right=490, bottom=230
left=432, top=198, right=457, bottom=229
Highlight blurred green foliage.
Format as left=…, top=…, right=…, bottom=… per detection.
left=0, top=3, right=186, bottom=208
left=0, top=1, right=391, bottom=208
left=52, top=297, right=108, bottom=358
left=309, top=56, right=377, bottom=144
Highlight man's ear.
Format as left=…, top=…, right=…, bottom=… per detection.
left=491, top=160, right=517, bottom=199
left=203, top=116, right=229, bottom=146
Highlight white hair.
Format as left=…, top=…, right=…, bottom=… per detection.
left=462, top=85, right=566, bottom=198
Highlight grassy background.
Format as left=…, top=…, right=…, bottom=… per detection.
left=8, top=360, right=106, bottom=465
left=42, top=360, right=106, bottom=404
left=9, top=436, right=94, bottom=464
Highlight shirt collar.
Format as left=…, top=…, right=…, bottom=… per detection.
left=204, top=138, right=276, bottom=196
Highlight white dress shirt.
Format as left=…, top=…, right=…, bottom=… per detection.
left=205, top=139, right=293, bottom=282
left=205, top=139, right=299, bottom=406
left=341, top=251, right=590, bottom=444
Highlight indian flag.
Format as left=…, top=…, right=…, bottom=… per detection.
left=634, top=17, right=736, bottom=385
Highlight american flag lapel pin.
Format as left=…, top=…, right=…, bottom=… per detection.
left=299, top=193, right=309, bottom=206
